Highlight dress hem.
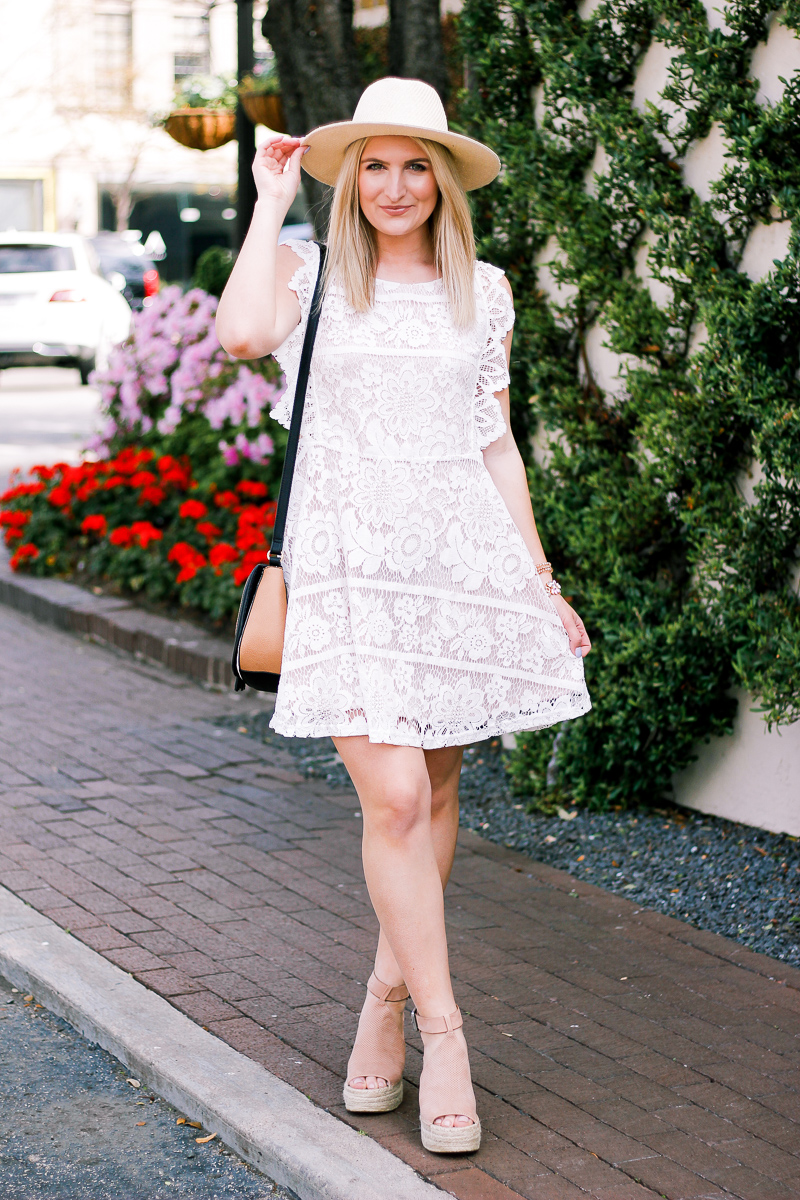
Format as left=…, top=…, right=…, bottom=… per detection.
left=269, top=696, right=592, bottom=750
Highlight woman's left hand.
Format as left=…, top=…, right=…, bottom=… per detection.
left=551, top=594, right=592, bottom=658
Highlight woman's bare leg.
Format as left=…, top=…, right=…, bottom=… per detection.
left=373, top=745, right=462, bottom=987
left=335, top=737, right=471, bottom=1126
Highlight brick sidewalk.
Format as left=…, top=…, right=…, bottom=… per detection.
left=1, top=603, right=799, bottom=1200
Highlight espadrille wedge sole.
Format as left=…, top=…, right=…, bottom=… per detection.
left=420, top=1116, right=482, bottom=1154
left=343, top=973, right=408, bottom=1115
left=415, top=1007, right=481, bottom=1154
left=343, top=1078, right=404, bottom=1113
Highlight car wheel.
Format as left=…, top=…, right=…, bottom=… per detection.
left=78, top=357, right=96, bottom=386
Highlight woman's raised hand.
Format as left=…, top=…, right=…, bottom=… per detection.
left=252, top=134, right=306, bottom=215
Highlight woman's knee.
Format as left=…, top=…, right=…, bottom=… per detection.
left=365, top=778, right=430, bottom=841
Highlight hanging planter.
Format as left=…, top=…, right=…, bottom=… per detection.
left=164, top=108, right=236, bottom=151
left=240, top=92, right=286, bottom=133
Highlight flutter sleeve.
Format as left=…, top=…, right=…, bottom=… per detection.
left=473, top=261, right=515, bottom=450
left=269, top=238, right=321, bottom=430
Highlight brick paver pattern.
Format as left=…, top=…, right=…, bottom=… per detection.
left=1, top=604, right=799, bottom=1200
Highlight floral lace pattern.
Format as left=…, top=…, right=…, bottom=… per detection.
left=269, top=240, right=591, bottom=747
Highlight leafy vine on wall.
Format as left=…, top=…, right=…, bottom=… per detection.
left=458, top=0, right=800, bottom=808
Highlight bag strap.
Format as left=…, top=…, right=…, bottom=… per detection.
left=268, top=242, right=327, bottom=568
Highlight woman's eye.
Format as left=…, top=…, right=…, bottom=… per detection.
left=409, top=163, right=427, bottom=172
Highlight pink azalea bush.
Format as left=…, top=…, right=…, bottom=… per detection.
left=90, top=286, right=286, bottom=486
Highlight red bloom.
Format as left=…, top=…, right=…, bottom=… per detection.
left=130, top=471, right=157, bottom=488
left=158, top=455, right=192, bottom=489
left=102, top=475, right=126, bottom=489
left=0, top=482, right=45, bottom=501
left=138, top=484, right=166, bottom=506
left=30, top=464, right=57, bottom=481
left=130, top=521, right=163, bottom=548
left=76, top=482, right=98, bottom=502
left=81, top=514, right=108, bottom=537
left=236, top=480, right=268, bottom=498
left=47, top=485, right=71, bottom=508
left=179, top=499, right=207, bottom=519
left=59, top=466, right=85, bottom=489
left=1, top=509, right=30, bottom=545
left=235, top=501, right=277, bottom=551
left=0, top=510, right=30, bottom=528
left=208, top=543, right=238, bottom=567
left=214, top=490, right=240, bottom=510
left=235, top=525, right=268, bottom=552
left=10, top=542, right=39, bottom=569
left=109, top=526, right=134, bottom=548
left=168, top=541, right=207, bottom=583
left=196, top=520, right=222, bottom=540
left=109, top=447, right=153, bottom=475
left=233, top=549, right=268, bottom=586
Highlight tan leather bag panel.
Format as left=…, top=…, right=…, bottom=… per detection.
left=239, top=565, right=287, bottom=674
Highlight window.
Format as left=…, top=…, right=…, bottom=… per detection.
left=0, top=180, right=44, bottom=232
left=0, top=245, right=76, bottom=274
left=174, top=6, right=210, bottom=82
left=94, top=2, right=133, bottom=111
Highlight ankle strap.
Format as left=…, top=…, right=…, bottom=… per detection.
left=411, top=1007, right=463, bottom=1034
left=367, top=972, right=409, bottom=1003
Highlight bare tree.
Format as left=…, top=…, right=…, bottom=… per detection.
left=389, top=0, right=448, bottom=103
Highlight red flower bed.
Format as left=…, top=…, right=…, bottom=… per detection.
left=1, top=449, right=277, bottom=623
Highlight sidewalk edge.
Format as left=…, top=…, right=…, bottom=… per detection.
left=0, top=549, right=234, bottom=689
left=0, top=886, right=441, bottom=1200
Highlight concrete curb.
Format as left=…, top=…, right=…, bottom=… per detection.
left=0, top=549, right=234, bottom=689
left=0, top=886, right=441, bottom=1200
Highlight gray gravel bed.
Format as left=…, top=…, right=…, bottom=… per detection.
left=0, top=973, right=296, bottom=1200
left=217, top=715, right=800, bottom=970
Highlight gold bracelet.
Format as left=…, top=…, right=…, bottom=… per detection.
left=535, top=561, right=553, bottom=576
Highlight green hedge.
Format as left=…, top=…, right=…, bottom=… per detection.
left=459, top=0, right=800, bottom=807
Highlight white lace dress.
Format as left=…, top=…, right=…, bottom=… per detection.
left=268, top=239, right=591, bottom=748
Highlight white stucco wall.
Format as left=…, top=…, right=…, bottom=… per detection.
left=673, top=692, right=800, bottom=835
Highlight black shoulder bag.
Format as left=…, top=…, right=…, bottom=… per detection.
left=231, top=243, right=327, bottom=693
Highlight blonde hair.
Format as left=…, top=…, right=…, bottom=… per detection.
left=323, top=136, right=476, bottom=328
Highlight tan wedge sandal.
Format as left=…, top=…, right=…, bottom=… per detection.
left=414, top=1007, right=481, bottom=1153
left=343, top=973, right=409, bottom=1114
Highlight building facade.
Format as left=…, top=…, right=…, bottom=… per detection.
left=0, top=0, right=269, bottom=278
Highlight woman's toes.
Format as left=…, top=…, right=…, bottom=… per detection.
left=366, top=1076, right=388, bottom=1090
left=433, top=1115, right=473, bottom=1127
left=350, top=1076, right=367, bottom=1090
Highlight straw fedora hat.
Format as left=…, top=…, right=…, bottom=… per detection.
left=301, top=77, right=500, bottom=192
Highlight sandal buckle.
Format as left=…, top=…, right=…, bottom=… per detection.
left=410, top=1007, right=419, bottom=1033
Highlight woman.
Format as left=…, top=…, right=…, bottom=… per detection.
left=217, top=77, right=591, bottom=1155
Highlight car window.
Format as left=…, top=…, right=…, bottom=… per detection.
left=0, top=244, right=76, bottom=273
left=95, top=251, right=155, bottom=275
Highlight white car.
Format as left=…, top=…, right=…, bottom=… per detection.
left=0, top=232, right=132, bottom=385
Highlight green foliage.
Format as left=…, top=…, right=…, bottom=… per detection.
left=354, top=25, right=389, bottom=86
left=239, top=69, right=281, bottom=96
left=192, top=246, right=235, bottom=298
left=459, top=0, right=800, bottom=808
left=172, top=74, right=238, bottom=111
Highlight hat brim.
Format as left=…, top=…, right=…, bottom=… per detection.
left=300, top=121, right=501, bottom=192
